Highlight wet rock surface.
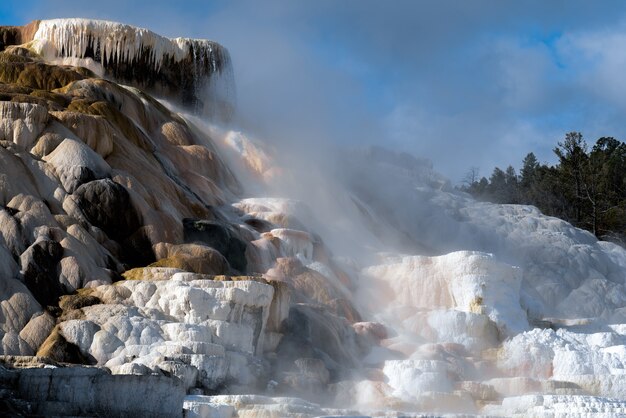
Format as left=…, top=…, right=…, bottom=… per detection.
left=183, top=218, right=248, bottom=273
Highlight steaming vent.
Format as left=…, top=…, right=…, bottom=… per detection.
left=12, top=19, right=235, bottom=119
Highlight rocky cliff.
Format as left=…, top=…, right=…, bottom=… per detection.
left=1, top=18, right=626, bottom=418
left=1, top=19, right=234, bottom=118
left=0, top=19, right=371, bottom=417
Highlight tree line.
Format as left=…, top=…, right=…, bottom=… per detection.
left=461, top=132, right=626, bottom=243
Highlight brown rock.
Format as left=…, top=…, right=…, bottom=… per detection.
left=36, top=326, right=91, bottom=364
left=353, top=322, right=388, bottom=342
left=18, top=312, right=55, bottom=354
left=150, top=243, right=229, bottom=275
left=58, top=291, right=101, bottom=312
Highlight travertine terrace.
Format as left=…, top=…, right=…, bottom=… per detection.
left=1, top=18, right=626, bottom=417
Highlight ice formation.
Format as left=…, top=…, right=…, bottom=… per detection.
left=3, top=18, right=235, bottom=116
left=32, top=19, right=224, bottom=73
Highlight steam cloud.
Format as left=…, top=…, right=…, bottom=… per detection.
left=14, top=0, right=626, bottom=181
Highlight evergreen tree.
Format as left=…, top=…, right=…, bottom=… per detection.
left=460, top=132, right=626, bottom=243
left=520, top=153, right=539, bottom=189
left=519, top=152, right=540, bottom=205
left=554, top=132, right=588, bottom=225
left=505, top=165, right=519, bottom=203
left=489, top=167, right=507, bottom=203
left=587, top=137, right=626, bottom=237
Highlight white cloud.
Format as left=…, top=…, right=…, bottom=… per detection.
left=558, top=22, right=626, bottom=110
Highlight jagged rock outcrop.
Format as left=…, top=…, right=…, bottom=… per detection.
left=1, top=19, right=235, bottom=117
left=0, top=35, right=366, bottom=406
left=0, top=39, right=248, bottom=360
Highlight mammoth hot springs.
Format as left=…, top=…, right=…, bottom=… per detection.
left=1, top=4, right=626, bottom=418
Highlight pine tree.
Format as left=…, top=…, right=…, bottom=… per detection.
left=505, top=165, right=519, bottom=203
left=554, top=132, right=588, bottom=225
left=587, top=137, right=626, bottom=237
left=488, top=167, right=507, bottom=203
left=520, top=153, right=539, bottom=189
left=460, top=133, right=626, bottom=243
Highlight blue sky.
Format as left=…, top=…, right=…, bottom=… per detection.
left=3, top=1, right=626, bottom=182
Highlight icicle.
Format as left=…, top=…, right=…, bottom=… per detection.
left=32, top=18, right=225, bottom=76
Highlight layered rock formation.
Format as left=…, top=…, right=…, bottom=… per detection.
left=0, top=357, right=185, bottom=417
left=2, top=18, right=626, bottom=418
left=1, top=19, right=234, bottom=117
left=0, top=21, right=372, bottom=416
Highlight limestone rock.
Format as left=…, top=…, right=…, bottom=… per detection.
left=30, top=131, right=63, bottom=158
left=266, top=257, right=359, bottom=322
left=184, top=395, right=236, bottom=418
left=0, top=208, right=25, bottom=262
left=48, top=112, right=115, bottom=158
left=483, top=394, right=626, bottom=417
left=18, top=311, right=55, bottom=353
left=36, top=326, right=91, bottom=364
left=43, top=138, right=111, bottom=193
left=0, top=102, right=48, bottom=150
left=8, top=194, right=58, bottom=237
left=363, top=251, right=528, bottom=339
left=188, top=395, right=326, bottom=418
left=0, top=275, right=41, bottom=347
left=31, top=19, right=235, bottom=117
left=47, top=276, right=280, bottom=391
left=14, top=365, right=185, bottom=418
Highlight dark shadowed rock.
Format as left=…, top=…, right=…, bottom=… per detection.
left=73, top=179, right=140, bottom=242
left=59, top=293, right=101, bottom=312
left=0, top=21, right=38, bottom=52
left=183, top=218, right=247, bottom=272
left=276, top=304, right=365, bottom=384
left=20, top=239, right=64, bottom=307
left=122, top=227, right=156, bottom=267
left=353, top=322, right=388, bottom=342
left=59, top=165, right=97, bottom=193
left=0, top=27, right=21, bottom=51
left=243, top=216, right=273, bottom=233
